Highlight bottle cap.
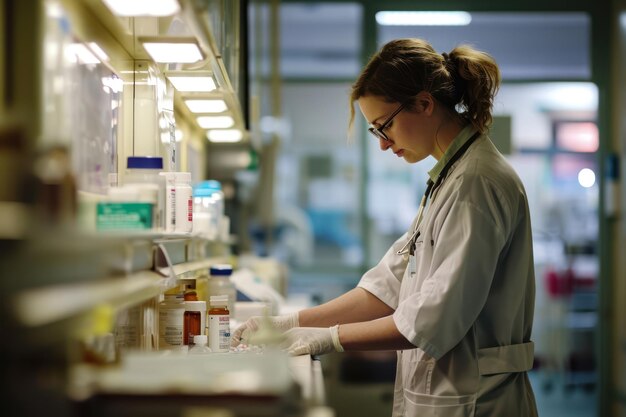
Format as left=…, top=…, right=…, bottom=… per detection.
left=185, top=301, right=206, bottom=312
left=209, top=264, right=233, bottom=276
left=210, top=295, right=229, bottom=305
left=193, top=180, right=222, bottom=197
left=175, top=172, right=191, bottom=183
left=127, top=156, right=163, bottom=169
left=193, top=334, right=207, bottom=345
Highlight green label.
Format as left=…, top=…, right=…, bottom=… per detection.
left=96, top=203, right=153, bottom=230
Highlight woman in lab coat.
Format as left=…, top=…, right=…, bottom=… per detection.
left=232, top=38, right=538, bottom=417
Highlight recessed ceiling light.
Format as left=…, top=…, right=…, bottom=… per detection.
left=103, top=0, right=180, bottom=17
left=197, top=116, right=235, bottom=129
left=184, top=99, right=227, bottom=113
left=376, top=11, right=471, bottom=26
left=207, top=129, right=243, bottom=143
left=141, top=39, right=203, bottom=63
left=167, top=75, right=216, bottom=92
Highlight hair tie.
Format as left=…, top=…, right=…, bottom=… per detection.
left=442, top=52, right=449, bottom=62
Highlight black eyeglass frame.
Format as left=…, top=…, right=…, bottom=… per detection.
left=367, top=102, right=406, bottom=142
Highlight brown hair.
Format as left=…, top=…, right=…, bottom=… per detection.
left=350, top=38, right=501, bottom=133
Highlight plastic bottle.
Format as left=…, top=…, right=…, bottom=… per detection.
left=207, top=264, right=237, bottom=319
left=192, top=180, right=224, bottom=240
left=188, top=335, right=212, bottom=355
left=114, top=305, right=140, bottom=349
left=158, top=290, right=185, bottom=349
left=160, top=172, right=193, bottom=234
left=208, top=295, right=230, bottom=352
left=184, top=300, right=206, bottom=345
left=124, top=156, right=165, bottom=230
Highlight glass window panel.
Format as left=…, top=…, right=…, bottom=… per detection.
left=377, top=12, right=591, bottom=80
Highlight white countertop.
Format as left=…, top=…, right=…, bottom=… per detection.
left=289, top=354, right=326, bottom=406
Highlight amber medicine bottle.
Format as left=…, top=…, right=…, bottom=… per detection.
left=184, top=300, right=206, bottom=345
left=208, top=295, right=230, bottom=352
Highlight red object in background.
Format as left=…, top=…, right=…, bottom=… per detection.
left=545, top=267, right=575, bottom=298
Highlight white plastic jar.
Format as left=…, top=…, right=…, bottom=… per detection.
left=160, top=172, right=193, bottom=233
left=124, top=156, right=165, bottom=231
left=158, top=291, right=185, bottom=349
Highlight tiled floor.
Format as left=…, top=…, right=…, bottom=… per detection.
left=529, top=371, right=597, bottom=417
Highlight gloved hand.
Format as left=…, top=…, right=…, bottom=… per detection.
left=230, top=312, right=299, bottom=347
left=280, top=325, right=344, bottom=356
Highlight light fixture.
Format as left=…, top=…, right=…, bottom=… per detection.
left=184, top=99, right=227, bottom=113
left=102, top=0, right=180, bottom=17
left=375, top=11, right=472, bottom=26
left=578, top=168, right=595, bottom=188
left=166, top=73, right=216, bottom=92
left=141, top=38, right=203, bottom=63
left=197, top=116, right=234, bottom=129
left=207, top=129, right=243, bottom=143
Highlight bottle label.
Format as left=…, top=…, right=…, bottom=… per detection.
left=209, top=314, right=230, bottom=352
left=169, top=187, right=176, bottom=227
left=159, top=308, right=184, bottom=348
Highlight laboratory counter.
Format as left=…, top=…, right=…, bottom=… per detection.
left=70, top=350, right=327, bottom=417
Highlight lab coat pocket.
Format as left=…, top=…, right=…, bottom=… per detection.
left=400, top=350, right=435, bottom=394
left=403, top=389, right=476, bottom=417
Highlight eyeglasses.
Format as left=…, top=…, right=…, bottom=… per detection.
left=367, top=102, right=406, bottom=142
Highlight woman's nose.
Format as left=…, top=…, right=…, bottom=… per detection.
left=379, top=137, right=393, bottom=151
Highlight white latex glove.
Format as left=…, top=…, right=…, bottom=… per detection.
left=281, top=325, right=344, bottom=356
left=230, top=312, right=299, bottom=347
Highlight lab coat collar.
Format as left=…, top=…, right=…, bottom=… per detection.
left=428, top=124, right=478, bottom=183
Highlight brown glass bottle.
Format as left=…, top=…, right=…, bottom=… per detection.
left=208, top=295, right=230, bottom=352
left=184, top=300, right=206, bottom=345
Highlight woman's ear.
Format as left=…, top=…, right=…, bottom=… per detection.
left=415, top=92, right=434, bottom=116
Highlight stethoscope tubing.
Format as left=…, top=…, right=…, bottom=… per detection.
left=397, top=131, right=481, bottom=258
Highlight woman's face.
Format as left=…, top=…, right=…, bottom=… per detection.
left=358, top=94, right=436, bottom=163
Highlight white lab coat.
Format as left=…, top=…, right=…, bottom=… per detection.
left=358, top=133, right=538, bottom=417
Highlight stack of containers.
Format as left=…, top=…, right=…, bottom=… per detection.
left=95, top=155, right=194, bottom=234
left=206, top=264, right=237, bottom=323
left=96, top=156, right=164, bottom=231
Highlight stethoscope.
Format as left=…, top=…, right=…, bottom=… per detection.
left=397, top=131, right=481, bottom=258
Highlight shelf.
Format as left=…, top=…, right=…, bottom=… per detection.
left=12, top=270, right=172, bottom=328
left=7, top=231, right=231, bottom=330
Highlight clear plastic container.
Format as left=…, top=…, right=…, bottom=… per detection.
left=207, top=264, right=236, bottom=319
left=124, top=156, right=165, bottom=230
left=192, top=180, right=224, bottom=240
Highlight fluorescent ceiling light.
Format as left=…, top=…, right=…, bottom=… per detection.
left=376, top=11, right=471, bottom=26
left=103, top=0, right=180, bottom=17
left=207, top=129, right=243, bottom=143
left=167, top=75, right=216, bottom=92
left=185, top=99, right=227, bottom=113
left=142, top=39, right=203, bottom=63
left=197, top=116, right=234, bottom=129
